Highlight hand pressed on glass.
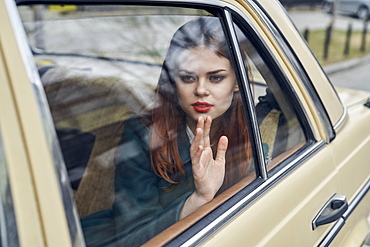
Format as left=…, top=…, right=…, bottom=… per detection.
left=180, top=116, right=228, bottom=219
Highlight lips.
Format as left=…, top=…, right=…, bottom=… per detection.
left=191, top=101, right=214, bottom=113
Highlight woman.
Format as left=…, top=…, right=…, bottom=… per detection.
left=113, top=17, right=252, bottom=246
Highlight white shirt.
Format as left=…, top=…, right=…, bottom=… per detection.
left=186, top=125, right=194, bottom=144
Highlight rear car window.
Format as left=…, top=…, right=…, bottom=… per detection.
left=19, top=4, right=258, bottom=245
left=18, top=3, right=308, bottom=245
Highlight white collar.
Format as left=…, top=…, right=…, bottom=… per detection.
left=186, top=125, right=194, bottom=143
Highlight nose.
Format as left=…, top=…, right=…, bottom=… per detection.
left=194, top=80, right=210, bottom=97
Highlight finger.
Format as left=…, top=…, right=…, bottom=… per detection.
left=196, top=116, right=205, bottom=129
left=197, top=116, right=205, bottom=147
left=190, top=128, right=203, bottom=159
left=192, top=145, right=203, bottom=168
left=215, top=136, right=228, bottom=164
left=203, top=116, right=212, bottom=148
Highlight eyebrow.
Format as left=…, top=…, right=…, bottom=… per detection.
left=178, top=69, right=227, bottom=75
left=207, top=69, right=227, bottom=75
left=178, top=69, right=196, bottom=74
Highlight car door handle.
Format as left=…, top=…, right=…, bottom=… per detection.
left=312, top=194, right=348, bottom=230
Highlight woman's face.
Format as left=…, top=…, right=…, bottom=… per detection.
left=174, top=46, right=238, bottom=127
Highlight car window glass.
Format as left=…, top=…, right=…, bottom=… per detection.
left=234, top=22, right=307, bottom=169
left=0, top=130, right=20, bottom=247
left=18, top=5, right=257, bottom=246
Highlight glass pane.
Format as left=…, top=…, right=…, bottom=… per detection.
left=0, top=130, right=20, bottom=247
left=234, top=23, right=307, bottom=168
left=18, top=5, right=256, bottom=246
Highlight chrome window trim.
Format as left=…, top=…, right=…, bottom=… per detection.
left=318, top=218, right=345, bottom=247
left=224, top=9, right=267, bottom=179
left=6, top=0, right=85, bottom=244
left=333, top=106, right=348, bottom=132
left=318, top=179, right=370, bottom=247
left=342, top=179, right=370, bottom=220
left=172, top=141, right=325, bottom=246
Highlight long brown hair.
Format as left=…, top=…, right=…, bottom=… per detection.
left=150, top=17, right=252, bottom=193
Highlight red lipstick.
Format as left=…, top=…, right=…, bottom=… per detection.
left=191, top=101, right=214, bottom=113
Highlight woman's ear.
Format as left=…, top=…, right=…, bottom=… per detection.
left=234, top=83, right=239, bottom=92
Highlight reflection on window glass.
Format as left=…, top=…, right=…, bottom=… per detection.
left=234, top=22, right=307, bottom=168
left=18, top=5, right=256, bottom=246
left=0, top=130, right=20, bottom=247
